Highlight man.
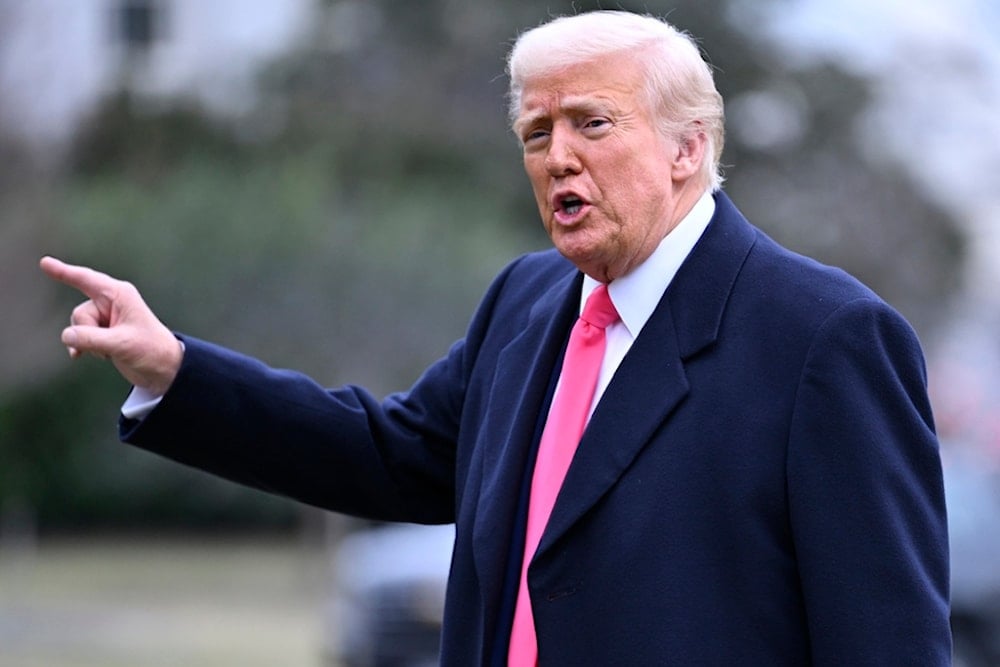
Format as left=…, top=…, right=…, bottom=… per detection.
left=41, top=10, right=951, bottom=666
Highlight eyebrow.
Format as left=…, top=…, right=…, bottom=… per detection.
left=514, top=96, right=616, bottom=136
left=561, top=95, right=615, bottom=116
left=513, top=109, right=546, bottom=137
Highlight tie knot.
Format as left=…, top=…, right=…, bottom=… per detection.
left=581, top=284, right=619, bottom=329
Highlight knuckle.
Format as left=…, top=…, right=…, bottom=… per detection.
left=71, top=301, right=92, bottom=322
left=114, top=280, right=139, bottom=301
left=98, top=285, right=120, bottom=303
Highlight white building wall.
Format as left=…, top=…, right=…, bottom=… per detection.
left=0, top=0, right=113, bottom=148
left=0, top=0, right=315, bottom=151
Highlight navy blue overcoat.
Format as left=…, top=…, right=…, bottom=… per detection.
left=123, top=192, right=951, bottom=665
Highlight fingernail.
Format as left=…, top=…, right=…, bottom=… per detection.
left=63, top=329, right=78, bottom=346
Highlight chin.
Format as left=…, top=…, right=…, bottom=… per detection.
left=559, top=251, right=608, bottom=281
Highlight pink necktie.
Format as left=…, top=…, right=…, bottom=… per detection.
left=508, top=284, right=620, bottom=666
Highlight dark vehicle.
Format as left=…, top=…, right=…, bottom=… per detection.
left=324, top=523, right=454, bottom=667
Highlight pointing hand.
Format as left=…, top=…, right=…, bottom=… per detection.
left=39, top=256, right=184, bottom=396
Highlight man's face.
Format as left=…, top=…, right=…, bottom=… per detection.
left=515, top=54, right=697, bottom=282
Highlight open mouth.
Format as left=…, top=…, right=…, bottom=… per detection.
left=552, top=190, right=589, bottom=216
left=560, top=195, right=584, bottom=215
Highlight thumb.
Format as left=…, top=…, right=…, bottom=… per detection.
left=62, top=324, right=119, bottom=359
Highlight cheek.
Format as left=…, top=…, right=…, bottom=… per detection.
left=524, top=160, right=549, bottom=201
left=597, top=174, right=664, bottom=245
left=607, top=161, right=664, bottom=208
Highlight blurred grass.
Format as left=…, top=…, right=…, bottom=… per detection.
left=0, top=536, right=329, bottom=667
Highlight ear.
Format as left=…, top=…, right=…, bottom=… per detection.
left=671, top=123, right=707, bottom=182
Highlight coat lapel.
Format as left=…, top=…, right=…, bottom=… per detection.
left=535, top=191, right=758, bottom=560
left=471, top=269, right=580, bottom=605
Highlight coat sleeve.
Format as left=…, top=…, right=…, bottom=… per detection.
left=786, top=296, right=951, bottom=665
left=118, top=256, right=522, bottom=525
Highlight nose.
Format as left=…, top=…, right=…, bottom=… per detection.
left=544, top=125, right=582, bottom=176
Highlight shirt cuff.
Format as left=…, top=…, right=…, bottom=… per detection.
left=121, top=385, right=164, bottom=420
left=120, top=339, right=184, bottom=421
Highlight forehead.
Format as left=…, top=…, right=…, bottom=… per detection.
left=516, top=54, right=646, bottom=123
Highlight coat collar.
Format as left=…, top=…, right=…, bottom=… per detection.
left=668, top=191, right=757, bottom=360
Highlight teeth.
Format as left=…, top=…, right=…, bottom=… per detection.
left=561, top=197, right=583, bottom=214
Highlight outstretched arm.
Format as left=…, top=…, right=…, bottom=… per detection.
left=39, top=256, right=183, bottom=396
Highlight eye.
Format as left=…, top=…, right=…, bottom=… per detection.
left=522, top=128, right=550, bottom=146
left=582, top=117, right=611, bottom=132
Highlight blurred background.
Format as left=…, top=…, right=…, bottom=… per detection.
left=2, top=0, right=998, bottom=665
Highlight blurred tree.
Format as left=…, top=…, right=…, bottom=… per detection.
left=268, top=0, right=964, bottom=333
left=0, top=359, right=298, bottom=531
left=2, top=0, right=967, bottom=531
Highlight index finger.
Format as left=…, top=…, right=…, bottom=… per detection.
left=39, top=256, right=118, bottom=301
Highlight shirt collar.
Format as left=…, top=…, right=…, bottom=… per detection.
left=581, top=188, right=716, bottom=338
